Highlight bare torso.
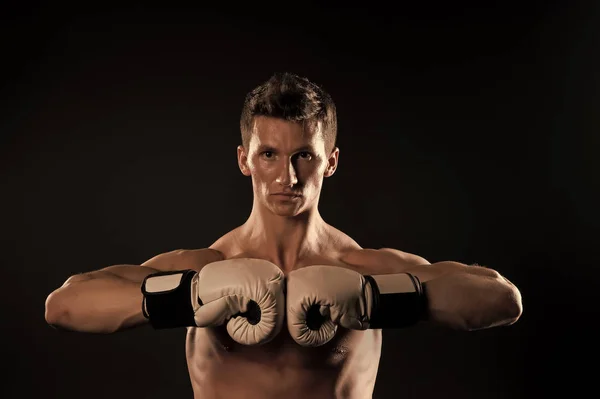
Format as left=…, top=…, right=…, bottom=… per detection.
left=184, top=225, right=409, bottom=399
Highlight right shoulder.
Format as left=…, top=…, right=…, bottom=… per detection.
left=141, top=248, right=225, bottom=272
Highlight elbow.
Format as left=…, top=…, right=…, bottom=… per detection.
left=44, top=285, right=125, bottom=335
left=45, top=273, right=93, bottom=331
left=484, top=275, right=523, bottom=328
left=502, top=285, right=523, bottom=325
left=45, top=290, right=70, bottom=328
left=464, top=283, right=523, bottom=331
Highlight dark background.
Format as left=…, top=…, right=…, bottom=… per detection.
left=2, top=1, right=597, bottom=398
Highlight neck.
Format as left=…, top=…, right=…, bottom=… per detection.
left=239, top=199, right=328, bottom=269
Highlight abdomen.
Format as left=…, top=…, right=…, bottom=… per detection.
left=185, top=326, right=381, bottom=399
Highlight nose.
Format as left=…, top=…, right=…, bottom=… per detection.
left=275, top=158, right=298, bottom=187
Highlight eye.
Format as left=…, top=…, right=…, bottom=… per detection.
left=298, top=152, right=312, bottom=160
left=262, top=151, right=274, bottom=159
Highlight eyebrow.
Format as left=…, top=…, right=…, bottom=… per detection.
left=256, top=145, right=315, bottom=152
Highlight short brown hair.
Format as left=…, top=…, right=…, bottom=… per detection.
left=240, top=72, right=337, bottom=153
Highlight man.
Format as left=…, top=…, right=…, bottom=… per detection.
left=45, top=72, right=523, bottom=399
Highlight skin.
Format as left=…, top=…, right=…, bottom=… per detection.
left=182, top=116, right=522, bottom=398
left=45, top=116, right=523, bottom=399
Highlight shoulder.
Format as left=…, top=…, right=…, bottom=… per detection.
left=323, top=224, right=362, bottom=252
left=141, top=248, right=225, bottom=272
left=207, top=227, right=245, bottom=258
left=340, top=247, right=430, bottom=274
left=378, top=248, right=431, bottom=266
left=323, top=225, right=430, bottom=273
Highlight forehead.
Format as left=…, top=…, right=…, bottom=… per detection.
left=250, top=116, right=323, bottom=149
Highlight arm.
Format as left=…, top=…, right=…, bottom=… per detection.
left=379, top=248, right=523, bottom=331
left=44, top=248, right=224, bottom=334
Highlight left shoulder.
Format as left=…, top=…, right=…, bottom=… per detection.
left=340, top=247, right=431, bottom=274
left=377, top=248, right=431, bottom=266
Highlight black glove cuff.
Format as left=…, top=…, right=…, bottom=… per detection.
left=364, top=273, right=428, bottom=329
left=141, top=269, right=199, bottom=329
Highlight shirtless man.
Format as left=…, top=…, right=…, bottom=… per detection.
left=44, top=72, right=523, bottom=399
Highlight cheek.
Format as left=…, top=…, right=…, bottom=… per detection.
left=249, top=161, right=275, bottom=187
left=298, top=162, right=326, bottom=187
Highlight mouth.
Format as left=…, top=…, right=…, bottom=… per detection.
left=271, top=193, right=302, bottom=198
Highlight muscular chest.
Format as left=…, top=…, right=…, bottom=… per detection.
left=227, top=251, right=373, bottom=276
left=186, top=247, right=384, bottom=368
left=186, top=322, right=379, bottom=369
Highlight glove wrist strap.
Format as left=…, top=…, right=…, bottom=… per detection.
left=141, top=269, right=199, bottom=329
left=364, top=273, right=428, bottom=329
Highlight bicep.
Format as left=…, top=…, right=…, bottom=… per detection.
left=104, top=248, right=211, bottom=280
left=63, top=248, right=213, bottom=287
left=378, top=248, right=499, bottom=281
left=141, top=248, right=224, bottom=272
left=404, top=261, right=502, bottom=285
left=141, top=248, right=187, bottom=269
left=378, top=248, right=431, bottom=267
left=63, top=264, right=158, bottom=287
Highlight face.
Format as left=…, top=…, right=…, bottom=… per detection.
left=237, top=116, right=339, bottom=217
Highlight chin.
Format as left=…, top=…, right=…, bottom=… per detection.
left=271, top=206, right=303, bottom=217
left=267, top=201, right=304, bottom=217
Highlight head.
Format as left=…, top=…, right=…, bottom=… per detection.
left=237, top=73, right=339, bottom=217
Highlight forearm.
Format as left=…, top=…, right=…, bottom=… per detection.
left=405, top=262, right=523, bottom=331
left=45, top=265, right=159, bottom=334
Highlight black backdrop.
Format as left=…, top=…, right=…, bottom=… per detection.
left=2, top=2, right=596, bottom=398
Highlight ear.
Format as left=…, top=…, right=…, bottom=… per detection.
left=237, top=145, right=252, bottom=176
left=324, top=147, right=339, bottom=178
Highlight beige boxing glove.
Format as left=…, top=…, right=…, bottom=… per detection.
left=142, top=258, right=285, bottom=346
left=286, top=265, right=426, bottom=347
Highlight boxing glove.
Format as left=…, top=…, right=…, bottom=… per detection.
left=142, top=258, right=285, bottom=346
left=286, top=265, right=427, bottom=347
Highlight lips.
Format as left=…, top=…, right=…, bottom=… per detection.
left=271, top=193, right=301, bottom=197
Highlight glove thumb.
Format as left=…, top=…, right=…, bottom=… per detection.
left=194, top=295, right=247, bottom=327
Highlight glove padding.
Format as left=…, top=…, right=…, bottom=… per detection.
left=286, top=266, right=371, bottom=347
left=143, top=258, right=285, bottom=346
left=286, top=265, right=425, bottom=347
left=195, top=258, right=286, bottom=345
